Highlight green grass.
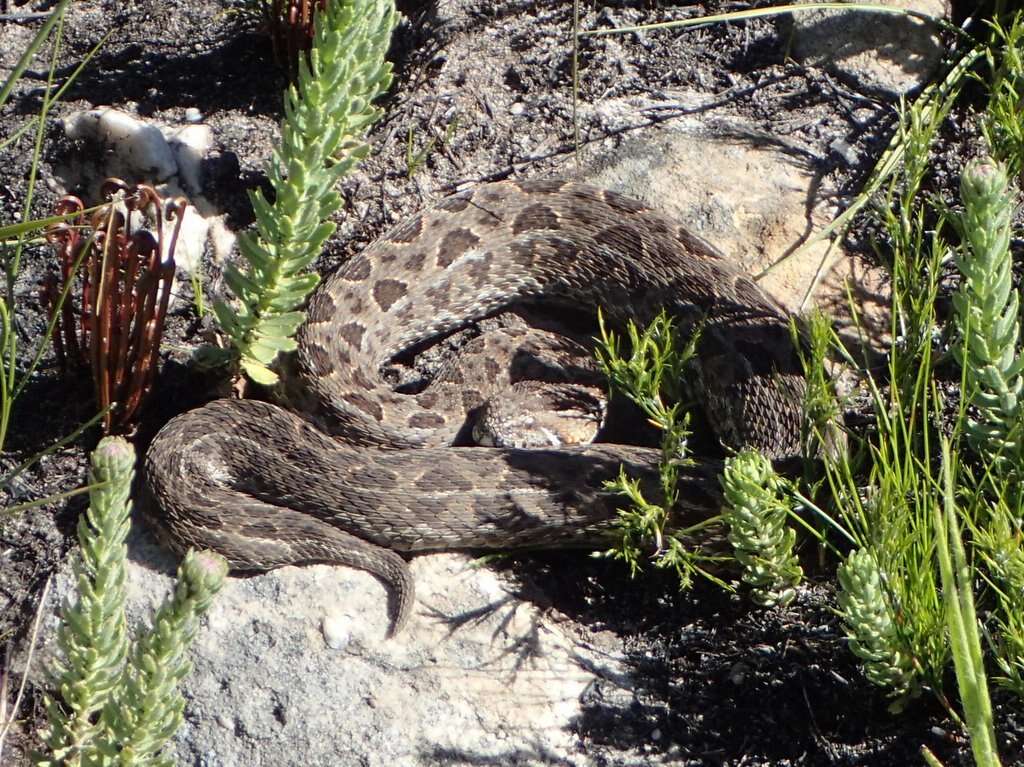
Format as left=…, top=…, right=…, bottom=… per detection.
left=0, top=0, right=108, bottom=478
left=807, top=10, right=1024, bottom=763
left=587, top=5, right=1024, bottom=765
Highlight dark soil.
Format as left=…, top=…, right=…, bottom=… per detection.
left=1, top=0, right=1022, bottom=764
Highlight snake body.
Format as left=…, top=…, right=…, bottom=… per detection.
left=143, top=180, right=806, bottom=633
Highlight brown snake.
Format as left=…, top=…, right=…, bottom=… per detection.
left=142, top=180, right=806, bottom=634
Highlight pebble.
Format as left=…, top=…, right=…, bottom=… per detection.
left=321, top=613, right=353, bottom=650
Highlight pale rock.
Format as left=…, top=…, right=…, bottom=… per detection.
left=586, top=103, right=890, bottom=353
left=58, top=108, right=227, bottom=274
left=64, top=108, right=178, bottom=183
left=789, top=0, right=951, bottom=97
left=25, top=525, right=637, bottom=766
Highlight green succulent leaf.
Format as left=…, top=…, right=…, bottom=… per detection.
left=218, top=0, right=397, bottom=382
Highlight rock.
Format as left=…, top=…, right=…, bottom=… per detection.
left=585, top=103, right=890, bottom=353
left=57, top=108, right=232, bottom=275
left=788, top=0, right=950, bottom=97
left=24, top=523, right=634, bottom=766
left=64, top=108, right=178, bottom=184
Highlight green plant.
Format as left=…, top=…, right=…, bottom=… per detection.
left=837, top=547, right=923, bottom=707
left=980, top=12, right=1024, bottom=176
left=974, top=497, right=1024, bottom=699
left=213, top=0, right=397, bottom=385
left=721, top=450, right=802, bottom=607
left=815, top=103, right=1022, bottom=763
left=594, top=310, right=729, bottom=588
left=952, top=159, right=1023, bottom=470
left=405, top=116, right=459, bottom=178
left=35, top=437, right=227, bottom=766
left=0, top=0, right=107, bottom=456
left=933, top=439, right=1001, bottom=767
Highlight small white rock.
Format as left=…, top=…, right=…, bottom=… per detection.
left=64, top=108, right=177, bottom=183
left=184, top=107, right=203, bottom=123
left=509, top=102, right=525, bottom=116
left=321, top=612, right=353, bottom=650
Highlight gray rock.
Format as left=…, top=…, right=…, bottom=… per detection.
left=25, top=521, right=636, bottom=767
left=789, top=0, right=950, bottom=97
left=585, top=103, right=890, bottom=353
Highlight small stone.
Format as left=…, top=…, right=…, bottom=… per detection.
left=728, top=661, right=749, bottom=685
left=829, top=138, right=858, bottom=166
left=509, top=102, right=525, bottom=116
left=321, top=613, right=352, bottom=650
left=789, top=0, right=950, bottom=97
left=63, top=108, right=177, bottom=183
left=184, top=107, right=203, bottom=123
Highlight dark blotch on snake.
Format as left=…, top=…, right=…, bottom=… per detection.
left=569, top=203, right=606, bottom=231
left=425, top=279, right=451, bottom=306
left=343, top=393, right=384, bottom=421
left=512, top=204, right=559, bottom=235
left=404, top=251, right=427, bottom=271
left=303, top=343, right=334, bottom=377
left=351, top=368, right=376, bottom=391
left=373, top=279, right=408, bottom=312
left=602, top=189, right=647, bottom=214
left=435, top=192, right=472, bottom=213
left=466, top=252, right=494, bottom=289
left=338, top=321, right=366, bottom=350
left=516, top=179, right=567, bottom=194
left=343, top=255, right=372, bottom=282
left=436, top=228, right=481, bottom=268
left=407, top=412, right=446, bottom=429
left=593, top=225, right=638, bottom=253
left=388, top=213, right=424, bottom=243
left=508, top=240, right=538, bottom=269
left=341, top=292, right=365, bottom=316
left=446, top=472, right=475, bottom=492
left=306, top=293, right=336, bottom=323
left=416, top=391, right=439, bottom=409
left=331, top=345, right=351, bottom=366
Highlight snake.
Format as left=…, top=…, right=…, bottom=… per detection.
left=142, top=179, right=806, bottom=634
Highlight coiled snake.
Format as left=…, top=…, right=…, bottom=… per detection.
left=142, top=180, right=805, bottom=634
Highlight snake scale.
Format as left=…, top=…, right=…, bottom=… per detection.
left=142, top=180, right=806, bottom=634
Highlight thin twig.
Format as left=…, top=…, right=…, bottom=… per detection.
left=0, top=577, right=53, bottom=762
